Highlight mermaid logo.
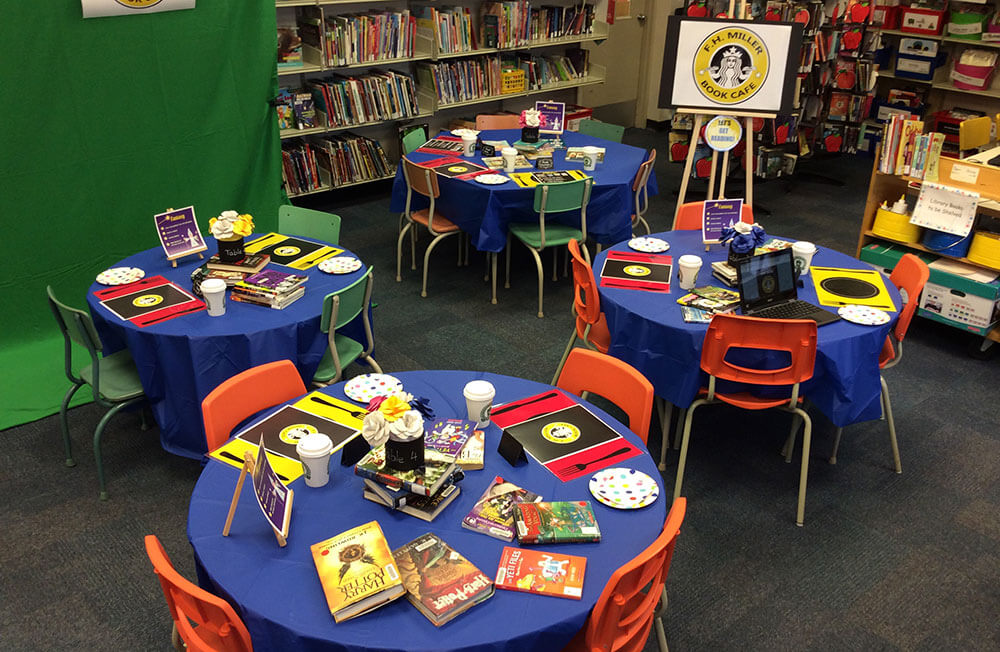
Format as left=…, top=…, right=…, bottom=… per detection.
left=693, top=27, right=769, bottom=105
left=114, top=0, right=164, bottom=7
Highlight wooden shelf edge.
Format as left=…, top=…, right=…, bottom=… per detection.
left=280, top=111, right=434, bottom=140
left=287, top=173, right=395, bottom=198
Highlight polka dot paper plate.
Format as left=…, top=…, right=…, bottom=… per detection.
left=588, top=468, right=660, bottom=510
left=474, top=174, right=509, bottom=185
left=838, top=304, right=890, bottom=326
left=319, top=256, right=362, bottom=275
left=343, top=374, right=404, bottom=403
left=96, top=267, right=145, bottom=286
left=628, top=237, right=670, bottom=253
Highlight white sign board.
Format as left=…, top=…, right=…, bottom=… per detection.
left=910, top=182, right=979, bottom=237
left=82, top=0, right=195, bottom=19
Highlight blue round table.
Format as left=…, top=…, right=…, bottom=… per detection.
left=594, top=231, right=902, bottom=427
left=187, top=370, right=668, bottom=652
left=87, top=236, right=368, bottom=459
left=388, top=130, right=658, bottom=251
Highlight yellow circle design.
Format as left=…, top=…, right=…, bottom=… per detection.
left=541, top=421, right=581, bottom=444
left=279, top=423, right=317, bottom=445
left=447, top=166, right=468, bottom=173
left=114, top=0, right=164, bottom=7
left=132, top=294, right=163, bottom=308
left=274, top=246, right=301, bottom=257
left=693, top=27, right=769, bottom=106
left=623, top=265, right=651, bottom=277
left=704, top=116, right=743, bottom=152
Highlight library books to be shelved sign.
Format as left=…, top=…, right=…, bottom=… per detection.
left=82, top=0, right=195, bottom=19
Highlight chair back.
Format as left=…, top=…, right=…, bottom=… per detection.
left=575, top=498, right=686, bottom=652
left=321, top=267, right=374, bottom=333
left=534, top=177, right=591, bottom=214
left=201, top=359, right=307, bottom=451
left=401, top=156, right=440, bottom=200
left=577, top=118, right=625, bottom=143
left=47, top=285, right=103, bottom=355
left=632, top=148, right=656, bottom=192
left=556, top=348, right=654, bottom=444
left=674, top=200, right=754, bottom=231
left=568, top=238, right=601, bottom=335
left=144, top=535, right=253, bottom=652
left=278, top=205, right=341, bottom=245
left=475, top=113, right=521, bottom=130
left=889, top=253, right=929, bottom=343
left=400, top=123, right=429, bottom=154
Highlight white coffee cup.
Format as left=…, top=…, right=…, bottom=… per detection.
left=501, top=147, right=518, bottom=173
left=463, top=380, right=496, bottom=428
left=296, top=432, right=334, bottom=488
left=582, top=146, right=600, bottom=171
left=677, top=254, right=703, bottom=290
left=792, top=241, right=817, bottom=276
left=200, top=278, right=227, bottom=317
left=461, top=133, right=477, bottom=157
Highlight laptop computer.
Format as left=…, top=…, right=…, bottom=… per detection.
left=735, top=249, right=840, bottom=326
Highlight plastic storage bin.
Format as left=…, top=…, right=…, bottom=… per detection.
left=873, top=207, right=923, bottom=242
left=922, top=228, right=974, bottom=258
left=951, top=49, right=998, bottom=90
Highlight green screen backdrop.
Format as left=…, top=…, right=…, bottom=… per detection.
left=0, top=1, right=281, bottom=430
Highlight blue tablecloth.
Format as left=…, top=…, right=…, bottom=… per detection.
left=187, top=370, right=667, bottom=652
left=389, top=130, right=658, bottom=252
left=86, top=237, right=368, bottom=459
left=595, top=231, right=902, bottom=428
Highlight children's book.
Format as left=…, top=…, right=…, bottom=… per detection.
left=425, top=418, right=475, bottom=462
left=676, top=286, right=740, bottom=314
left=514, top=500, right=601, bottom=544
left=462, top=476, right=542, bottom=541
left=681, top=306, right=712, bottom=323
left=363, top=480, right=461, bottom=522
left=481, top=155, right=533, bottom=169
left=456, top=430, right=485, bottom=470
left=495, top=546, right=586, bottom=600
left=393, top=533, right=495, bottom=626
left=565, top=146, right=605, bottom=162
left=310, top=521, right=406, bottom=623
left=354, top=445, right=458, bottom=497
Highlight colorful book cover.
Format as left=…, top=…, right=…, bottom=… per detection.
left=456, top=430, right=485, bottom=470
left=425, top=419, right=475, bottom=461
left=681, top=306, right=712, bottom=323
left=514, top=500, right=601, bottom=544
left=393, top=533, right=494, bottom=626
left=354, top=445, right=457, bottom=497
left=462, top=476, right=542, bottom=541
left=675, top=293, right=738, bottom=313
left=494, top=546, right=586, bottom=600
left=690, top=286, right=740, bottom=304
left=310, top=521, right=406, bottom=623
left=754, top=238, right=795, bottom=254
left=239, top=269, right=308, bottom=294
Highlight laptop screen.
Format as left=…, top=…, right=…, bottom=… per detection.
left=736, top=249, right=798, bottom=313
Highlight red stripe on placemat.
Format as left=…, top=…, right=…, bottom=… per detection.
left=544, top=438, right=642, bottom=482
left=606, top=251, right=672, bottom=265
left=417, top=156, right=463, bottom=168
left=599, top=278, right=671, bottom=292
left=491, top=390, right=576, bottom=429
left=455, top=168, right=493, bottom=180
left=130, top=299, right=206, bottom=327
left=92, top=275, right=170, bottom=301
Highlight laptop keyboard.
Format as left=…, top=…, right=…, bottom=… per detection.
left=751, top=300, right=824, bottom=320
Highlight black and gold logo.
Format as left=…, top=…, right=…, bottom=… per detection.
left=274, top=246, right=301, bottom=257
left=693, top=27, right=769, bottom=105
left=114, top=0, right=164, bottom=7
left=132, top=294, right=164, bottom=308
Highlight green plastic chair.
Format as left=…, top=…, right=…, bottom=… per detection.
left=278, top=204, right=341, bottom=245
left=506, top=178, right=593, bottom=318
left=400, top=124, right=429, bottom=155
left=312, top=267, right=383, bottom=386
left=47, top=286, right=147, bottom=500
left=577, top=118, right=625, bottom=143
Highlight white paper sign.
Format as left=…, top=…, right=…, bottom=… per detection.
left=910, top=182, right=979, bottom=237
left=82, top=0, right=195, bottom=19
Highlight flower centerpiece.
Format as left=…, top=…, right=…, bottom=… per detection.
left=719, top=221, right=766, bottom=267
left=209, top=210, right=254, bottom=262
left=360, top=394, right=426, bottom=471
left=519, top=108, right=547, bottom=143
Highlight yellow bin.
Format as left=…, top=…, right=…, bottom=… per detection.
left=967, top=231, right=1000, bottom=268
left=872, top=208, right=922, bottom=243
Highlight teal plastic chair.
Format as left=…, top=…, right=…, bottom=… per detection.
left=47, top=286, right=147, bottom=500
left=577, top=118, right=625, bottom=143
left=506, top=177, right=593, bottom=318
left=400, top=124, right=429, bottom=155
left=312, top=267, right=383, bottom=386
left=278, top=204, right=341, bottom=245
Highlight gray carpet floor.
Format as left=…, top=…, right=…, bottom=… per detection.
left=2, top=126, right=998, bottom=651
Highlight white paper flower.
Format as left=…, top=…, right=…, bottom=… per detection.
left=361, top=411, right=389, bottom=447
left=210, top=219, right=235, bottom=239
left=733, top=221, right=754, bottom=235
left=523, top=109, right=542, bottom=128
left=387, top=410, right=424, bottom=442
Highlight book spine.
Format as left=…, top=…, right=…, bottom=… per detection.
left=353, top=464, right=430, bottom=497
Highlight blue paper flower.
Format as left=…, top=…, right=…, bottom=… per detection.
left=719, top=223, right=767, bottom=255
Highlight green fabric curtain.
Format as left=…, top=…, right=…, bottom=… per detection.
left=0, top=1, right=281, bottom=430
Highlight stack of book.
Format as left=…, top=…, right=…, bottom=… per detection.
left=190, top=265, right=248, bottom=297
left=462, top=476, right=542, bottom=541
left=205, top=252, right=269, bottom=274
left=231, top=269, right=308, bottom=309
left=710, top=260, right=738, bottom=287
left=676, top=286, right=741, bottom=323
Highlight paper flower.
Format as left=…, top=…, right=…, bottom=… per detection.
left=719, top=222, right=766, bottom=255
left=361, top=411, right=389, bottom=448
left=519, top=109, right=547, bottom=129
left=209, top=210, right=254, bottom=241
left=387, top=410, right=424, bottom=442
left=377, top=395, right=411, bottom=422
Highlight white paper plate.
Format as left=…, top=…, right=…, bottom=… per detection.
left=96, top=267, right=145, bottom=286
left=838, top=304, right=891, bottom=326
left=628, top=237, right=670, bottom=253
left=474, top=174, right=509, bottom=185
left=588, top=468, right=659, bottom=510
left=451, top=128, right=480, bottom=138
left=319, top=256, right=362, bottom=275
left=343, top=374, right=404, bottom=404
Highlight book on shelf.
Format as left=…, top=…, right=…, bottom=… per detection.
left=293, top=92, right=315, bottom=130
left=514, top=500, right=601, bottom=544
left=277, top=23, right=303, bottom=69
left=322, top=10, right=416, bottom=66
left=393, top=533, right=494, bottom=626
left=456, top=429, right=484, bottom=470
left=416, top=5, right=477, bottom=54
left=310, top=520, right=406, bottom=623
left=309, top=70, right=420, bottom=128
left=424, top=418, right=475, bottom=462
left=495, top=546, right=586, bottom=600
left=363, top=479, right=461, bottom=522
left=281, top=141, right=323, bottom=196
left=354, top=444, right=458, bottom=498
left=462, top=476, right=543, bottom=542
left=205, top=253, right=269, bottom=274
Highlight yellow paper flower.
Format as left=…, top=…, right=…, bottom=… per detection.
left=232, top=214, right=254, bottom=237
left=378, top=395, right=410, bottom=422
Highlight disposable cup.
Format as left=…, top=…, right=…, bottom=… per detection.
left=296, top=432, right=334, bottom=488
left=461, top=134, right=477, bottom=157
left=501, top=147, right=518, bottom=173
left=582, top=146, right=600, bottom=171
left=200, top=279, right=227, bottom=317
left=792, top=241, right=817, bottom=276
left=463, top=380, right=496, bottom=428
left=677, top=254, right=703, bottom=290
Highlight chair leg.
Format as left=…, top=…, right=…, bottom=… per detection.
left=657, top=397, right=675, bottom=471
left=421, top=233, right=455, bottom=298
left=504, top=233, right=512, bottom=289
left=396, top=222, right=412, bottom=282
left=783, top=413, right=801, bottom=463
left=410, top=223, right=418, bottom=271
left=829, top=426, right=843, bottom=464
left=882, top=376, right=902, bottom=473
left=673, top=400, right=705, bottom=501
left=171, top=621, right=183, bottom=651
left=551, top=329, right=579, bottom=385
left=363, top=355, right=383, bottom=374
left=793, top=407, right=812, bottom=527
left=672, top=408, right=686, bottom=450
left=491, top=252, right=498, bottom=305
left=93, top=401, right=135, bottom=501
left=551, top=247, right=558, bottom=282
left=527, top=247, right=545, bottom=318
left=654, top=588, right=669, bottom=652
left=60, top=382, right=83, bottom=467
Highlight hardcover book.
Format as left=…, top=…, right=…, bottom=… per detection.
left=206, top=252, right=270, bottom=274
left=310, top=521, right=406, bottom=623
left=462, top=476, right=542, bottom=541
left=354, top=445, right=458, bottom=497
left=237, top=269, right=308, bottom=295
left=494, top=546, right=586, bottom=600
left=393, top=533, right=494, bottom=626
left=363, top=481, right=461, bottom=522
left=514, top=500, right=601, bottom=544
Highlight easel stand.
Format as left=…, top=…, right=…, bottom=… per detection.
left=222, top=452, right=292, bottom=547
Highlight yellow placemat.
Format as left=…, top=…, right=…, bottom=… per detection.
left=208, top=439, right=304, bottom=485
left=292, top=392, right=365, bottom=429
left=810, top=266, right=896, bottom=311
left=509, top=170, right=589, bottom=188
left=244, top=233, right=343, bottom=269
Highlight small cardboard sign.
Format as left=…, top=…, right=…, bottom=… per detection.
left=154, top=206, right=207, bottom=262
left=535, top=100, right=566, bottom=134
left=702, top=199, right=744, bottom=244
left=535, top=155, right=555, bottom=169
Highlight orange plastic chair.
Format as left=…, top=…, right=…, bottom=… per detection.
left=201, top=359, right=307, bottom=452
left=562, top=497, right=686, bottom=652
left=828, top=253, right=929, bottom=470
left=145, top=534, right=254, bottom=652
left=551, top=238, right=611, bottom=383
left=672, top=200, right=754, bottom=231
left=673, top=314, right=817, bottom=526
left=475, top=113, right=521, bottom=130
left=398, top=156, right=463, bottom=298
left=556, top=348, right=654, bottom=445
left=631, top=149, right=657, bottom=235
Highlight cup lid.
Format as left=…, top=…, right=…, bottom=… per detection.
left=678, top=254, right=703, bottom=264
left=200, top=278, right=227, bottom=292
left=464, top=380, right=496, bottom=400
left=296, top=432, right=333, bottom=456
left=501, top=147, right=517, bottom=155
left=793, top=241, right=817, bottom=252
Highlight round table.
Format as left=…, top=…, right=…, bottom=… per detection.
left=594, top=231, right=902, bottom=427
left=87, top=236, right=368, bottom=459
left=388, top=130, right=658, bottom=251
left=187, top=370, right=668, bottom=652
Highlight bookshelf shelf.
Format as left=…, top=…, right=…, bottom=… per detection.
left=423, top=71, right=605, bottom=111
left=288, top=173, right=396, bottom=199
left=280, top=110, right=434, bottom=140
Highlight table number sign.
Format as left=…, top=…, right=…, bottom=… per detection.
left=535, top=100, right=566, bottom=134
left=910, top=181, right=979, bottom=237
left=535, top=155, right=555, bottom=169
left=154, top=206, right=207, bottom=267
left=702, top=199, right=744, bottom=245
left=223, top=436, right=294, bottom=547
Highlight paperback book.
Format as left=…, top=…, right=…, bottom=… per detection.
left=425, top=418, right=475, bottom=462
left=363, top=480, right=461, bottom=522
left=514, top=500, right=601, bottom=544
left=462, top=476, right=543, bottom=541
left=495, top=546, right=586, bottom=600
left=456, top=430, right=485, bottom=470
left=205, top=252, right=270, bottom=274
left=354, top=445, right=458, bottom=497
